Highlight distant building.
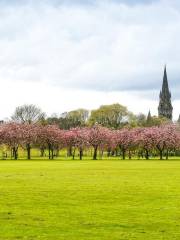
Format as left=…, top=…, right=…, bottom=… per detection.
left=158, top=66, right=173, bottom=120
left=146, top=110, right=152, bottom=126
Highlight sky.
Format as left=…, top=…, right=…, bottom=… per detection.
left=0, top=0, right=180, bottom=120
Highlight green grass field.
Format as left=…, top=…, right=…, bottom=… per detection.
left=1, top=159, right=180, bottom=240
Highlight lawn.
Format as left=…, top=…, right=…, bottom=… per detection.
left=0, top=159, right=180, bottom=240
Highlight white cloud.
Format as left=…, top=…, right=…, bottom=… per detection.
left=0, top=0, right=179, bottom=119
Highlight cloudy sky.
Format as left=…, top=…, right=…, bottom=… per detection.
left=0, top=0, right=179, bottom=119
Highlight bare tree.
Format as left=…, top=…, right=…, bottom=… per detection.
left=11, top=104, right=45, bottom=124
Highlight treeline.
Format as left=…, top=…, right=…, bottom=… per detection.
left=10, top=103, right=176, bottom=130
left=0, top=103, right=179, bottom=161
left=46, top=105, right=174, bottom=129
left=0, top=122, right=180, bottom=160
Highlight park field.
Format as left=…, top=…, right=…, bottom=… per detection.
left=1, top=160, right=180, bottom=240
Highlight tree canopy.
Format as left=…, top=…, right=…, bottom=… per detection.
left=89, top=103, right=133, bottom=129
left=12, top=104, right=45, bottom=124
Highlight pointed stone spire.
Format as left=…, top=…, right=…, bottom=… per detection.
left=147, top=110, right=151, bottom=121
left=161, top=65, right=171, bottom=99
left=158, top=66, right=173, bottom=120
left=146, top=110, right=152, bottom=126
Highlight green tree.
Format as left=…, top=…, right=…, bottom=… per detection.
left=150, top=116, right=170, bottom=126
left=47, top=109, right=89, bottom=130
left=135, top=113, right=147, bottom=127
left=88, top=103, right=132, bottom=129
left=134, top=112, right=169, bottom=128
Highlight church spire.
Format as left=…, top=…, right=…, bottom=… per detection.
left=146, top=110, right=152, bottom=126
left=147, top=110, right=151, bottom=121
left=158, top=66, right=173, bottom=120
left=161, top=65, right=171, bottom=99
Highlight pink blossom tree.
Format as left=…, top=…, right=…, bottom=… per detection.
left=64, top=129, right=77, bottom=159
left=20, top=123, right=39, bottom=159
left=136, top=125, right=180, bottom=160
left=2, top=123, right=22, bottom=160
left=147, top=124, right=179, bottom=160
left=115, top=128, right=137, bottom=160
left=73, top=127, right=90, bottom=160
left=138, top=127, right=156, bottom=159
left=64, top=128, right=90, bottom=160
left=37, top=125, right=63, bottom=159
left=88, top=124, right=109, bottom=160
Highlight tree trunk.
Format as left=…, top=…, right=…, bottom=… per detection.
left=159, top=150, right=163, bottom=160
left=122, top=149, right=126, bottom=160
left=79, top=148, right=83, bottom=160
left=145, top=149, right=149, bottom=160
left=26, top=143, right=31, bottom=160
left=115, top=149, right=118, bottom=157
left=48, top=144, right=51, bottom=160
left=93, top=146, right=98, bottom=160
left=14, top=150, right=18, bottom=160
left=72, top=149, right=76, bottom=160
left=111, top=150, right=115, bottom=156
left=13, top=147, right=18, bottom=160
left=40, top=147, right=45, bottom=157
left=128, top=150, right=131, bottom=159
left=51, top=149, right=54, bottom=159
left=107, top=148, right=111, bottom=157
left=166, top=149, right=169, bottom=160
left=67, top=146, right=72, bottom=157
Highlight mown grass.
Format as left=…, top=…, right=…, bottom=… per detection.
left=0, top=159, right=180, bottom=239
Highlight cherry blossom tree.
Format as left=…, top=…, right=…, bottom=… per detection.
left=64, top=127, right=89, bottom=160
left=20, top=123, right=39, bottom=159
left=0, top=121, right=179, bottom=161
left=138, top=127, right=156, bottom=159
left=64, top=129, right=77, bottom=159
left=143, top=124, right=180, bottom=160
left=37, top=125, right=64, bottom=159
left=73, top=128, right=90, bottom=160
left=2, top=123, right=22, bottom=160
left=115, top=128, right=138, bottom=160
left=88, top=125, right=109, bottom=160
